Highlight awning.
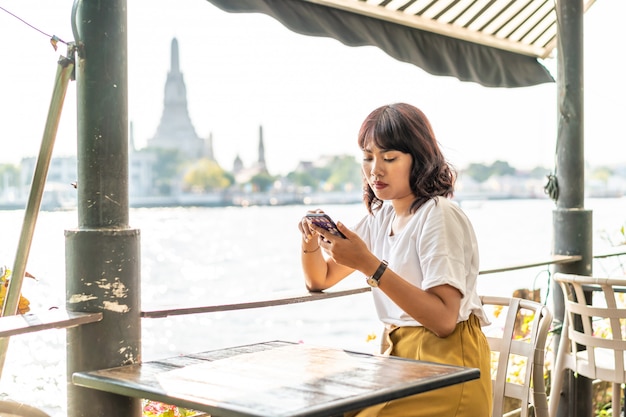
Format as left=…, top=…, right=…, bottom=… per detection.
left=203, top=0, right=598, bottom=88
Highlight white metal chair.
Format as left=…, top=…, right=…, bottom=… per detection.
left=0, top=400, right=51, bottom=417
left=550, top=273, right=626, bottom=417
left=480, top=295, right=553, bottom=417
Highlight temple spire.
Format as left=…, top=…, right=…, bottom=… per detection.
left=258, top=125, right=265, bottom=165
left=206, top=132, right=215, bottom=161
left=147, top=38, right=204, bottom=159
left=171, top=38, right=180, bottom=74
left=257, top=125, right=268, bottom=174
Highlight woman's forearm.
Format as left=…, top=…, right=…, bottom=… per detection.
left=301, top=241, right=329, bottom=291
left=375, top=268, right=461, bottom=337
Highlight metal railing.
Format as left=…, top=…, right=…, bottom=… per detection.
left=141, top=253, right=595, bottom=319
left=4, top=251, right=623, bottom=331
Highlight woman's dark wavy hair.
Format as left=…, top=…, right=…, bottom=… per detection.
left=358, top=103, right=456, bottom=214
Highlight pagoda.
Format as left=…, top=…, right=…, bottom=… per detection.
left=147, top=38, right=206, bottom=159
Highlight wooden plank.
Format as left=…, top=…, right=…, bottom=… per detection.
left=0, top=310, right=103, bottom=338
left=73, top=341, right=479, bottom=417
left=593, top=248, right=626, bottom=259
left=141, top=287, right=371, bottom=318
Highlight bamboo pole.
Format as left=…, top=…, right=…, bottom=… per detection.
left=0, top=50, right=75, bottom=377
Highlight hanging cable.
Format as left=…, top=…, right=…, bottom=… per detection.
left=0, top=5, right=69, bottom=50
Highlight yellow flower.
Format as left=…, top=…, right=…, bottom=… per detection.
left=0, top=267, right=31, bottom=314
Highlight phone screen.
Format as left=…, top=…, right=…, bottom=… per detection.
left=306, top=213, right=347, bottom=238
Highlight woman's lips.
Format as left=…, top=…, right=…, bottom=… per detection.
left=372, top=181, right=387, bottom=190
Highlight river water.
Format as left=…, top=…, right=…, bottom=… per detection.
left=1, top=198, right=625, bottom=415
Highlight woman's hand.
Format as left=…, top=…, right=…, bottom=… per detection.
left=298, top=209, right=324, bottom=244
left=309, top=221, right=378, bottom=273
left=300, top=219, right=363, bottom=291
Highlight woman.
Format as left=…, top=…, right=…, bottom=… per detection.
left=298, top=103, right=492, bottom=417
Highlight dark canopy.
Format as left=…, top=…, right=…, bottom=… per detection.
left=205, top=0, right=558, bottom=88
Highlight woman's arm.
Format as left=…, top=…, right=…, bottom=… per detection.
left=376, top=273, right=461, bottom=337
left=332, top=222, right=462, bottom=337
left=299, top=215, right=354, bottom=291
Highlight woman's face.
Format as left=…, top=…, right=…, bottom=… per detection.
left=362, top=142, right=414, bottom=203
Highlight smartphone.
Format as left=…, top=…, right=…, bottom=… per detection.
left=305, top=213, right=347, bottom=239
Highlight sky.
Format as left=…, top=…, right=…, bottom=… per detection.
left=0, top=0, right=624, bottom=176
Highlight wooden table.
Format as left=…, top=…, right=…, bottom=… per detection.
left=72, top=340, right=480, bottom=417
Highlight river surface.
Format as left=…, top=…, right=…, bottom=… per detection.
left=1, top=198, right=625, bottom=415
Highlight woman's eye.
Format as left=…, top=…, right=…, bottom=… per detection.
left=384, top=158, right=396, bottom=162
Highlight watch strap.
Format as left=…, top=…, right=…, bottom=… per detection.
left=368, top=260, right=388, bottom=286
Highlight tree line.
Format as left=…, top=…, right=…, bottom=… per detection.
left=0, top=156, right=622, bottom=195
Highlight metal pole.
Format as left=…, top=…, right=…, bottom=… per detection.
left=0, top=52, right=75, bottom=377
left=552, top=1, right=592, bottom=416
left=66, top=1, right=141, bottom=416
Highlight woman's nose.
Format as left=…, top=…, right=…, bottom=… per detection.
left=370, top=161, right=382, bottom=177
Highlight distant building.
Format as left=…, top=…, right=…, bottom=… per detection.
left=20, top=156, right=76, bottom=191
left=129, top=38, right=271, bottom=198
left=232, top=125, right=269, bottom=184
left=20, top=155, right=77, bottom=209
left=130, top=38, right=218, bottom=198
left=146, top=38, right=209, bottom=160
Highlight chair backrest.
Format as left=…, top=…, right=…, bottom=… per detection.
left=480, top=295, right=553, bottom=417
left=550, top=273, right=626, bottom=417
left=0, top=400, right=51, bottom=417
left=553, top=273, right=626, bottom=382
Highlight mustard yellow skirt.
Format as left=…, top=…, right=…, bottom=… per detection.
left=346, top=315, right=492, bottom=417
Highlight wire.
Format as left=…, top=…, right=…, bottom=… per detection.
left=72, top=0, right=81, bottom=48
left=0, top=5, right=68, bottom=48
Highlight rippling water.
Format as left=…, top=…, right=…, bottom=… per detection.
left=1, top=198, right=625, bottom=415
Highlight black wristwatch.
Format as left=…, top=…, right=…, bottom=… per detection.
left=366, top=260, right=388, bottom=287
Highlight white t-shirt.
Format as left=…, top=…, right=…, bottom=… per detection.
left=353, top=196, right=489, bottom=327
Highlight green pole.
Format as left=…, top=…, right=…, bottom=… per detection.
left=0, top=52, right=75, bottom=378
left=552, top=1, right=592, bottom=416
left=66, top=1, right=141, bottom=416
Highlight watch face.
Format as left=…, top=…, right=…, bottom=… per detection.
left=366, top=277, right=379, bottom=287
